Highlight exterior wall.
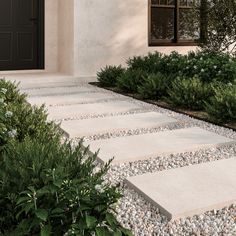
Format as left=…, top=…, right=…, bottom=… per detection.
left=76, top=0, right=197, bottom=77
left=45, top=0, right=58, bottom=72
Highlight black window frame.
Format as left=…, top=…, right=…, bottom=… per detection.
left=148, top=0, right=199, bottom=46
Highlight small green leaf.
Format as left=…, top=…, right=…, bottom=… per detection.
left=40, top=225, right=51, bottom=236
left=95, top=227, right=112, bottom=236
left=35, top=209, right=48, bottom=222
left=85, top=215, right=97, bottom=228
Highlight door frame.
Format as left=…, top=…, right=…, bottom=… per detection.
left=37, top=0, right=45, bottom=69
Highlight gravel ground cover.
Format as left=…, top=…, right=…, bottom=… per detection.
left=71, top=88, right=236, bottom=236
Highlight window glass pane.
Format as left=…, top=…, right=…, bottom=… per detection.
left=151, top=8, right=175, bottom=40
left=151, top=0, right=175, bottom=5
left=179, top=8, right=200, bottom=40
left=180, top=0, right=195, bottom=6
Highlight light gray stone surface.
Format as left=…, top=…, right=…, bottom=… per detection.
left=125, top=157, right=236, bottom=220
left=60, top=112, right=177, bottom=138
left=85, top=127, right=235, bottom=164
left=24, top=86, right=97, bottom=97
left=47, top=100, right=142, bottom=120
left=28, top=92, right=117, bottom=106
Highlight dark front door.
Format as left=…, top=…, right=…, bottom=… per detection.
left=0, top=0, right=44, bottom=71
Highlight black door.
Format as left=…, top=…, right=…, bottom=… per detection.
left=0, top=0, right=44, bottom=71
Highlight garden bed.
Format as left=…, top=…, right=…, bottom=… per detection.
left=95, top=50, right=236, bottom=132
left=90, top=82, right=236, bottom=131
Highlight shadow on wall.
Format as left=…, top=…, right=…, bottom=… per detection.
left=77, top=0, right=197, bottom=77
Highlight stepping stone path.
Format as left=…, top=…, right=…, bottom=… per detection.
left=28, top=92, right=120, bottom=106
left=85, top=127, right=234, bottom=164
left=47, top=100, right=142, bottom=121
left=126, top=158, right=236, bottom=220
left=61, top=112, right=177, bottom=138
left=17, top=78, right=236, bottom=230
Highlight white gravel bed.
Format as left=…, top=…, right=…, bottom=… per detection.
left=117, top=188, right=236, bottom=236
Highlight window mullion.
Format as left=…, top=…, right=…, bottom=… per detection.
left=175, top=0, right=180, bottom=43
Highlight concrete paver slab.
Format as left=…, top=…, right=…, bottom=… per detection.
left=47, top=100, right=142, bottom=120
left=61, top=112, right=177, bottom=138
left=28, top=92, right=117, bottom=106
left=125, top=157, right=236, bottom=220
left=85, top=127, right=235, bottom=164
left=24, top=86, right=97, bottom=97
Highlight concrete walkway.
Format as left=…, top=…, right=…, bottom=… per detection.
left=15, top=76, right=236, bottom=228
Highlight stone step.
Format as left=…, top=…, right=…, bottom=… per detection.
left=47, top=100, right=142, bottom=121
left=24, top=86, right=98, bottom=97
left=28, top=92, right=118, bottom=106
left=125, top=157, right=236, bottom=220
left=61, top=112, right=177, bottom=138
left=85, top=127, right=235, bottom=164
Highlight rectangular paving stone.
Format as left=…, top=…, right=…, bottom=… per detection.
left=47, top=100, right=142, bottom=120
left=85, top=127, right=235, bottom=164
left=125, top=158, right=236, bottom=220
left=28, top=92, right=117, bottom=106
left=60, top=112, right=177, bottom=138
left=24, top=86, right=97, bottom=97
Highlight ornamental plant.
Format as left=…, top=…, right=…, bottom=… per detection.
left=97, top=65, right=125, bottom=87
left=205, top=84, right=236, bottom=122
left=137, top=73, right=170, bottom=100
left=0, top=138, right=131, bottom=236
left=167, top=77, right=214, bottom=110
left=117, top=69, right=147, bottom=93
left=0, top=79, right=132, bottom=236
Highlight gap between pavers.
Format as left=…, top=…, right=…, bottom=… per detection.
left=85, top=127, right=235, bottom=164
left=47, top=100, right=143, bottom=121
left=60, top=112, right=178, bottom=138
left=125, top=157, right=236, bottom=220
left=27, top=92, right=120, bottom=106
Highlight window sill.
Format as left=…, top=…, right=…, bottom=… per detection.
left=149, top=41, right=199, bottom=47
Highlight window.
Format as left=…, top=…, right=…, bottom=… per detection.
left=149, top=0, right=200, bottom=46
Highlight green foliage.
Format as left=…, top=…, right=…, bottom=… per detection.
left=117, top=69, right=147, bottom=93
left=137, top=73, right=169, bottom=100
left=0, top=79, right=132, bottom=236
left=126, top=52, right=162, bottom=74
left=184, top=50, right=236, bottom=83
left=205, top=84, right=236, bottom=122
left=0, top=79, right=60, bottom=152
left=97, top=65, right=125, bottom=87
left=158, top=51, right=188, bottom=77
left=0, top=138, right=131, bottom=236
left=196, top=0, right=236, bottom=55
left=167, top=77, right=214, bottom=110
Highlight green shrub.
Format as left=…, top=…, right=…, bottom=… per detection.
left=97, top=65, right=125, bottom=87
left=0, top=138, right=131, bottom=236
left=0, top=79, right=132, bottom=236
left=158, top=51, right=188, bottom=77
left=0, top=79, right=26, bottom=104
left=117, top=69, right=147, bottom=93
left=184, top=50, right=236, bottom=83
left=127, top=52, right=162, bottom=74
left=137, top=73, right=169, bottom=100
left=205, top=84, right=236, bottom=122
left=167, top=77, right=214, bottom=110
left=0, top=79, right=59, bottom=152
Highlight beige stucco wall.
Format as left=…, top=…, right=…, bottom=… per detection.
left=76, top=0, right=196, bottom=77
